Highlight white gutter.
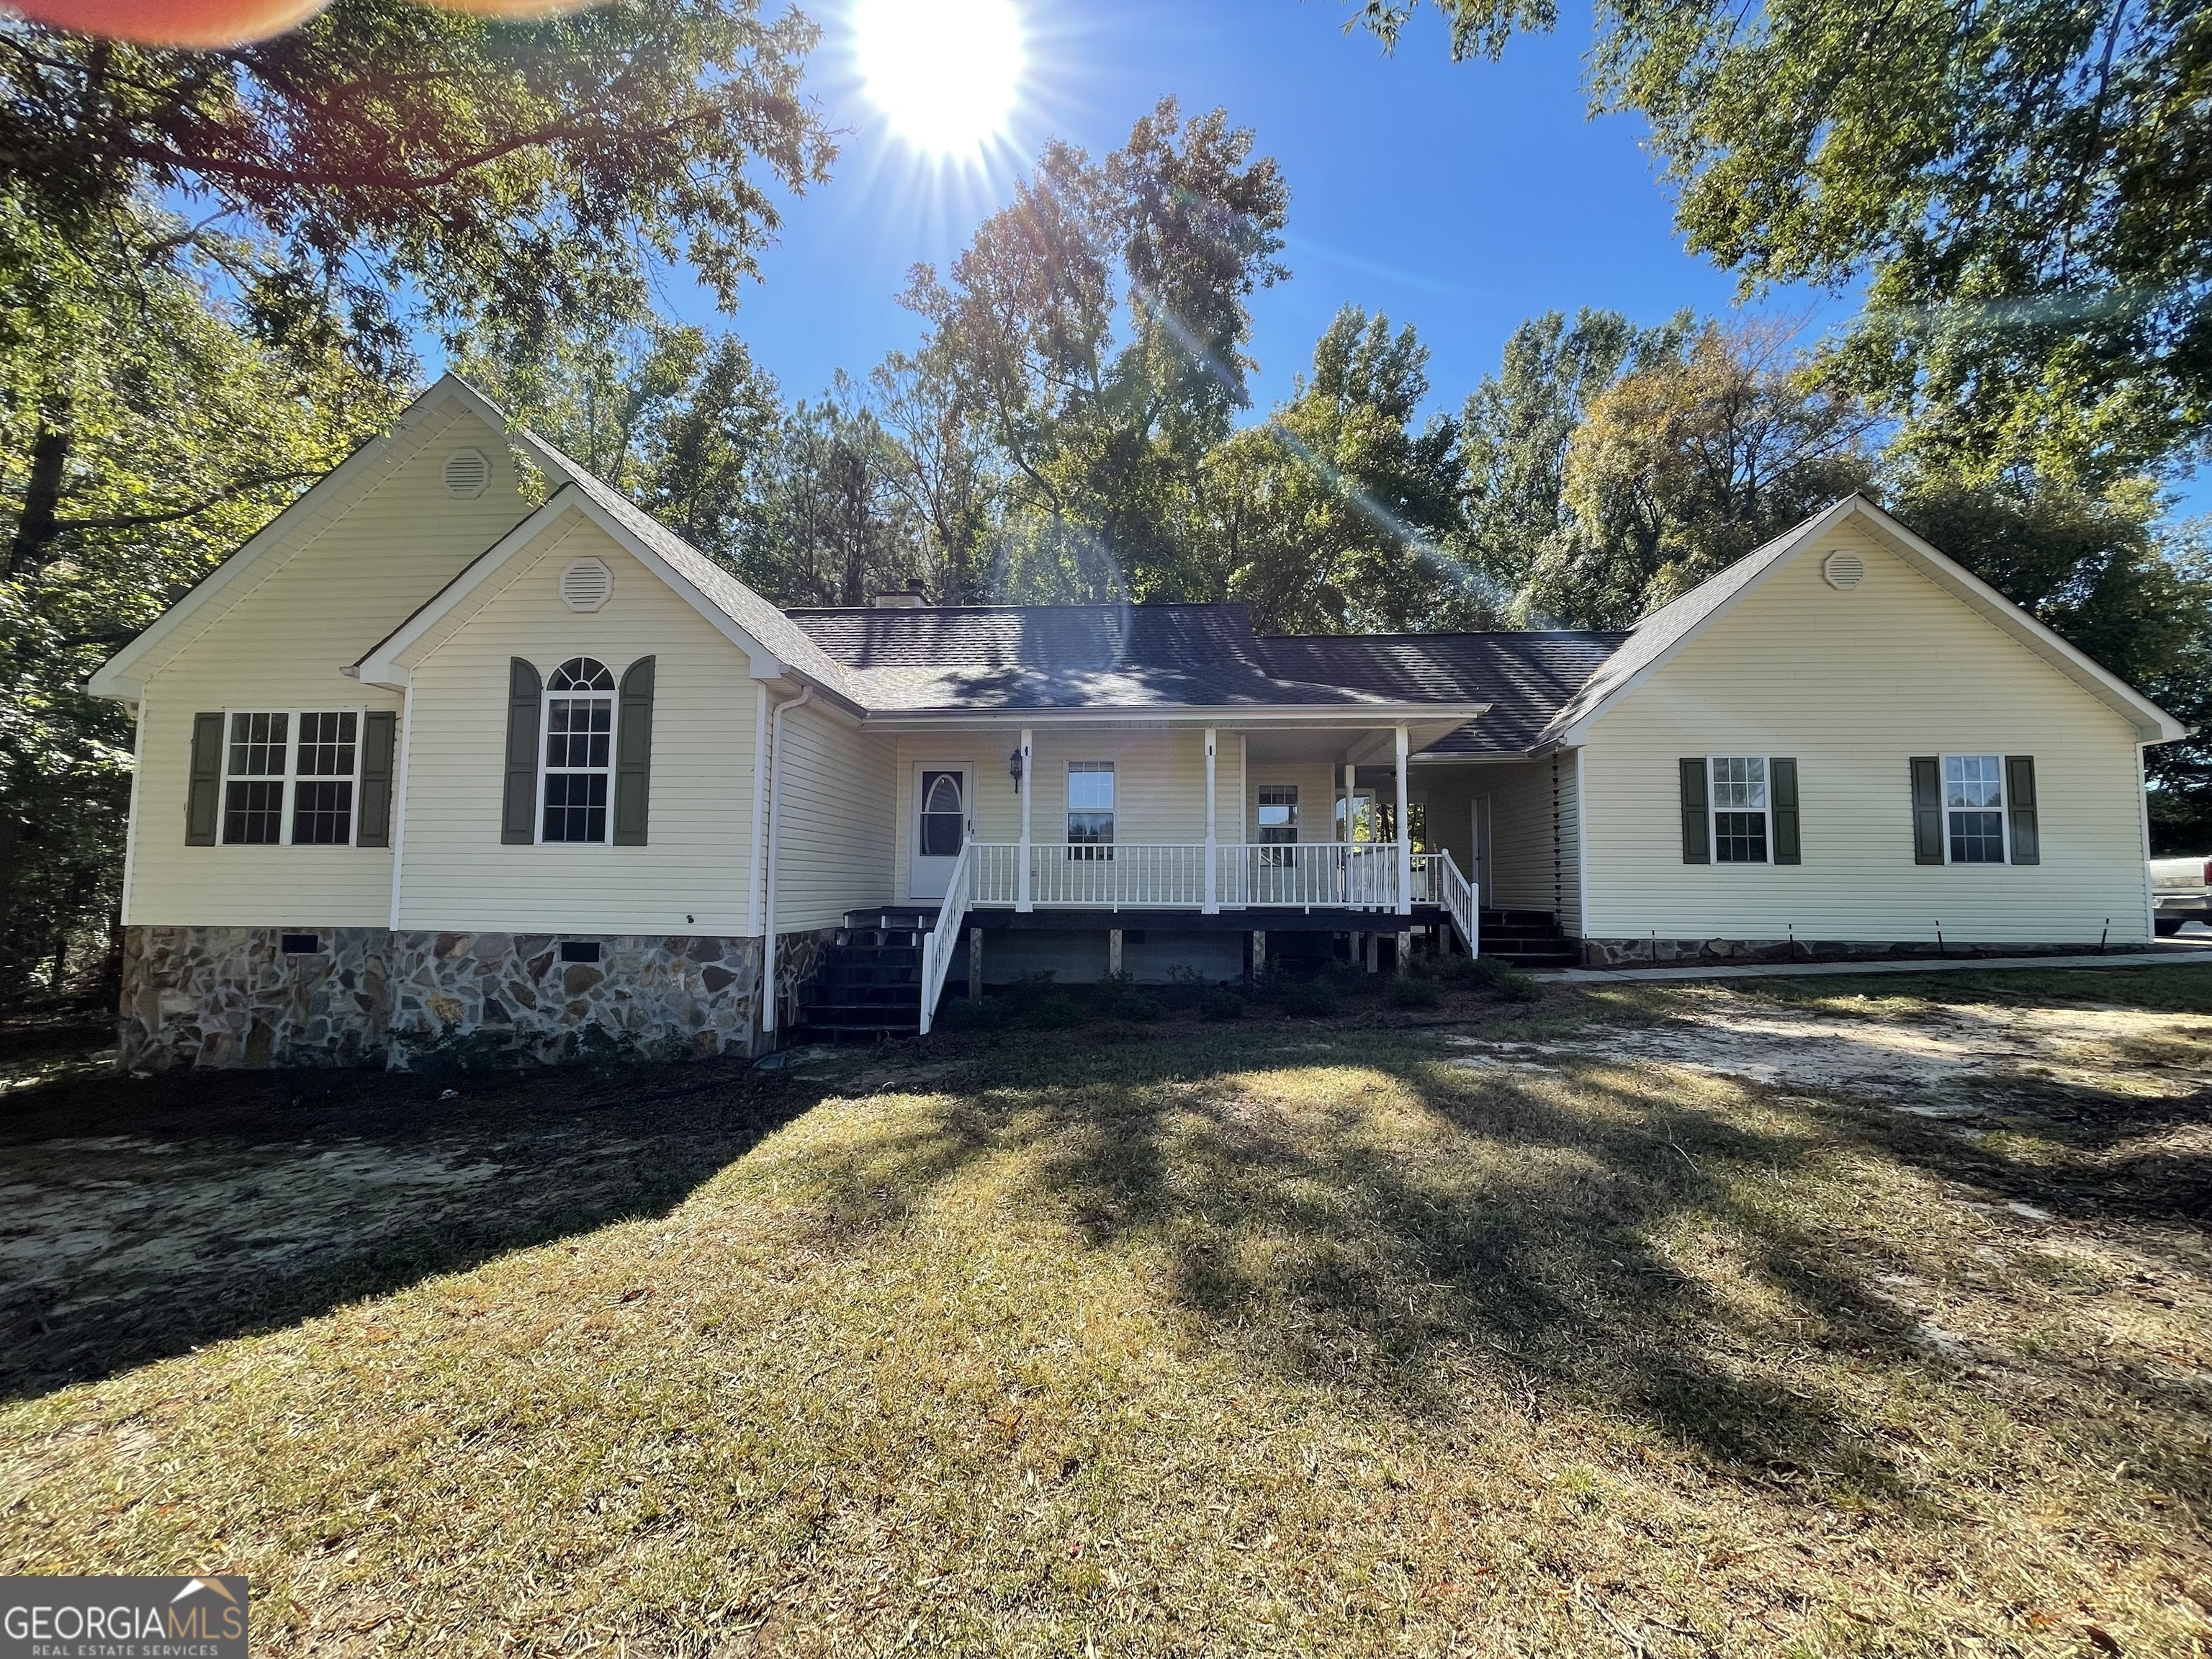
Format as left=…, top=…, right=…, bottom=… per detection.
left=855, top=703, right=1488, bottom=729
left=759, top=685, right=814, bottom=1036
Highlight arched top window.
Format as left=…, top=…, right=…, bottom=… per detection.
left=549, top=657, right=614, bottom=692
left=542, top=659, right=616, bottom=842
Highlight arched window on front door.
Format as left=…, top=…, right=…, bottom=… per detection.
left=543, top=657, right=616, bottom=843
left=919, top=770, right=965, bottom=858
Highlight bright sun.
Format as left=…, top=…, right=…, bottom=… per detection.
left=854, top=0, right=1023, bottom=158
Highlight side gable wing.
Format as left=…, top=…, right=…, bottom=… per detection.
left=1541, top=495, right=2189, bottom=747
left=86, top=374, right=551, bottom=702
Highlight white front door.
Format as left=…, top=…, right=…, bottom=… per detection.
left=909, top=764, right=972, bottom=899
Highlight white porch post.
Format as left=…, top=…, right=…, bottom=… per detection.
left=1017, top=726, right=1034, bottom=913
left=1394, top=724, right=1411, bottom=916
left=1202, top=727, right=1218, bottom=914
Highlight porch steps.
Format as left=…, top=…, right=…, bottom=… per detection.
left=791, top=907, right=942, bottom=1040
left=1479, top=909, right=1581, bottom=969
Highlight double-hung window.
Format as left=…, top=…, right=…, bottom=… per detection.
left=1257, top=784, right=1298, bottom=867
left=1709, top=756, right=1770, bottom=863
left=1944, top=753, right=2006, bottom=863
left=291, top=712, right=359, bottom=844
left=542, top=657, right=616, bottom=844
left=1067, top=761, right=1115, bottom=860
left=220, top=711, right=359, bottom=845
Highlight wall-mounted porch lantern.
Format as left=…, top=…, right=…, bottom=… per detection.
left=1007, top=745, right=1025, bottom=794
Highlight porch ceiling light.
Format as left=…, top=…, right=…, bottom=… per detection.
left=1008, top=745, right=1025, bottom=793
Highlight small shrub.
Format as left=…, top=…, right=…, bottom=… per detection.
left=1198, top=987, right=1247, bottom=1021
left=1000, top=971, right=1058, bottom=1015
left=1156, top=964, right=1209, bottom=1011
left=1025, top=992, right=1084, bottom=1029
left=1277, top=976, right=1339, bottom=1017
left=1386, top=975, right=1440, bottom=1010
left=1471, top=956, right=1542, bottom=1002
left=1424, top=951, right=1478, bottom=981
left=1099, top=985, right=1166, bottom=1022
left=935, top=996, right=1002, bottom=1032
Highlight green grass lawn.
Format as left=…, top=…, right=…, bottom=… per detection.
left=4, top=967, right=2209, bottom=1655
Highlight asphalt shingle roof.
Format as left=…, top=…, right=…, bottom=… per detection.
left=1255, top=631, right=1629, bottom=755
left=787, top=603, right=1626, bottom=749
left=785, top=604, right=1412, bottom=711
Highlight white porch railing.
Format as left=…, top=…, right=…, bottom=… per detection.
left=1414, top=850, right=1480, bottom=956
left=915, top=842, right=974, bottom=1037
left=969, top=842, right=1422, bottom=912
left=921, top=842, right=1483, bottom=1034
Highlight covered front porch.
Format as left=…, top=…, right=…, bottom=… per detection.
left=881, top=715, right=1483, bottom=1032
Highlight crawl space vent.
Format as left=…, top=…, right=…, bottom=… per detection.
left=442, top=447, right=490, bottom=498
left=559, top=557, right=614, bottom=613
left=1822, top=548, right=1867, bottom=590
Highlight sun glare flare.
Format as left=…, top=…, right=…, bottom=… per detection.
left=855, top=0, right=1024, bottom=158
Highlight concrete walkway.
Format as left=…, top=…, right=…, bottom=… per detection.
left=1538, top=932, right=2212, bottom=985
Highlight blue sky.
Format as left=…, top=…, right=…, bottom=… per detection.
left=642, top=0, right=1852, bottom=425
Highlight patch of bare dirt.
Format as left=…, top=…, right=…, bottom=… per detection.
left=1447, top=993, right=2212, bottom=1107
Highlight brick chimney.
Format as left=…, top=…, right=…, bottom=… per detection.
left=869, top=585, right=929, bottom=608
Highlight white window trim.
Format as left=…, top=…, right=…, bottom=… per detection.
left=1066, top=759, right=1115, bottom=858
left=1939, top=751, right=2009, bottom=867
left=218, top=706, right=364, bottom=847
left=535, top=667, right=619, bottom=847
left=1707, top=754, right=1773, bottom=866
left=1256, top=783, right=1300, bottom=842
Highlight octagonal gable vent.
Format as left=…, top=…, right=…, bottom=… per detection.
left=559, top=556, right=614, bottom=613
left=442, top=446, right=490, bottom=499
left=1822, top=548, right=1867, bottom=590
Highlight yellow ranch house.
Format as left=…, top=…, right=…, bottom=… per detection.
left=87, top=378, right=2190, bottom=1069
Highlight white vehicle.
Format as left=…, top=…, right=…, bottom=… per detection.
left=2152, top=854, right=2212, bottom=935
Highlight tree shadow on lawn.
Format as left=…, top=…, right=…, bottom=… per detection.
left=950, top=1038, right=1925, bottom=1497
left=871, top=1029, right=2209, bottom=1514
left=0, top=1055, right=819, bottom=1403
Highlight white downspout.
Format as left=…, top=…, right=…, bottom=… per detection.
left=387, top=684, right=414, bottom=931
left=745, top=683, right=771, bottom=938
left=760, top=685, right=814, bottom=1035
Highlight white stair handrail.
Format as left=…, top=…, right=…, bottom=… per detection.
left=1420, top=849, right=1480, bottom=956
left=916, top=842, right=975, bottom=1036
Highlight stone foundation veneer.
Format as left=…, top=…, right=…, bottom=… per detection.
left=120, top=925, right=770, bottom=1071
left=1579, top=935, right=2116, bottom=969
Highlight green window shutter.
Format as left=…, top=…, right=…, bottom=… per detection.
left=613, top=656, right=655, bottom=846
left=186, top=711, right=223, bottom=845
left=357, top=709, right=397, bottom=848
left=1910, top=756, right=1943, bottom=864
left=1678, top=757, right=1709, bottom=863
left=502, top=658, right=542, bottom=845
left=2006, top=755, right=2039, bottom=865
left=1771, top=757, right=1801, bottom=864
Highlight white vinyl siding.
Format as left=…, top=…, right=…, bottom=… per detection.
left=1416, top=757, right=1577, bottom=926
left=1580, top=526, right=2151, bottom=944
left=394, top=517, right=761, bottom=933
left=893, top=729, right=1210, bottom=898
left=125, top=403, right=526, bottom=927
left=772, top=701, right=896, bottom=932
